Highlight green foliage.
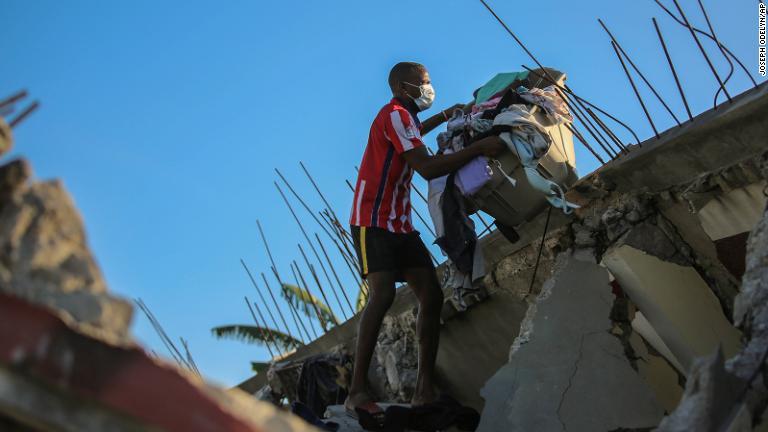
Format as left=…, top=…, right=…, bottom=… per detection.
left=280, top=283, right=339, bottom=329
left=251, top=361, right=270, bottom=374
left=211, top=325, right=303, bottom=351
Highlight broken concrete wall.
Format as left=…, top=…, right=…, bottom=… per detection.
left=655, top=186, right=768, bottom=430
left=0, top=159, right=132, bottom=342
left=478, top=251, right=664, bottom=432
left=603, top=222, right=743, bottom=373
left=0, top=158, right=325, bottom=432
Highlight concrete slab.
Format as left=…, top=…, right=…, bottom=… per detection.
left=478, top=252, right=664, bottom=432
left=603, top=245, right=742, bottom=372
left=697, top=182, right=767, bottom=241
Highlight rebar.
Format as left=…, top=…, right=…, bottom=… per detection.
left=566, top=93, right=619, bottom=158
left=272, top=266, right=313, bottom=342
left=261, top=272, right=304, bottom=343
left=670, top=0, right=731, bottom=102
left=244, top=295, right=277, bottom=358
left=293, top=260, right=330, bottom=334
left=696, top=0, right=736, bottom=107
left=275, top=181, right=350, bottom=320
left=522, top=65, right=642, bottom=146
left=565, top=123, right=606, bottom=164
left=298, top=244, right=338, bottom=326
left=135, top=299, right=188, bottom=366
left=240, top=259, right=287, bottom=339
left=289, top=264, right=320, bottom=339
left=299, top=161, right=342, bottom=224
left=315, top=233, right=355, bottom=314
left=653, top=0, right=757, bottom=88
left=275, top=168, right=335, bottom=240
left=610, top=41, right=660, bottom=139
left=652, top=17, right=694, bottom=121
left=477, top=0, right=630, bottom=156
left=587, top=108, right=628, bottom=153
left=0, top=90, right=27, bottom=110
left=317, top=211, right=362, bottom=284
left=9, top=101, right=40, bottom=129
left=599, top=19, right=682, bottom=125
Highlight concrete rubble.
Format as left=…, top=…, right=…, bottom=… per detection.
left=0, top=158, right=323, bottom=431
left=656, top=154, right=768, bottom=431
left=0, top=158, right=132, bottom=342
left=374, top=311, right=419, bottom=402
left=478, top=250, right=665, bottom=432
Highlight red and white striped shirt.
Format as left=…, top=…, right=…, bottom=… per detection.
left=350, top=98, right=424, bottom=233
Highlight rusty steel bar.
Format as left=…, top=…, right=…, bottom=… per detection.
left=610, top=41, right=660, bottom=139
left=652, top=18, right=694, bottom=121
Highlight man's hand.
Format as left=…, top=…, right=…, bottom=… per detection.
left=442, top=102, right=473, bottom=118
left=474, top=136, right=507, bottom=158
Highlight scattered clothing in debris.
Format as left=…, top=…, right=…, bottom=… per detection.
left=355, top=396, right=480, bottom=432
left=291, top=401, right=340, bottom=432
left=296, top=354, right=350, bottom=420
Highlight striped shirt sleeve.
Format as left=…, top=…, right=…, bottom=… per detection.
left=385, top=108, right=424, bottom=154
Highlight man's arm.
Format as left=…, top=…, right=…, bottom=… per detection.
left=420, top=102, right=475, bottom=135
left=402, top=135, right=506, bottom=181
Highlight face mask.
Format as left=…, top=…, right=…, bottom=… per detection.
left=404, top=82, right=435, bottom=111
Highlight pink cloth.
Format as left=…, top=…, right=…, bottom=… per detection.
left=471, top=96, right=503, bottom=115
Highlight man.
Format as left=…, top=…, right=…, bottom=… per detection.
left=346, top=62, right=505, bottom=414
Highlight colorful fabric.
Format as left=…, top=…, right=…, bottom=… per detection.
left=474, top=71, right=530, bottom=104
left=518, top=85, right=573, bottom=124
left=494, top=104, right=580, bottom=214
left=350, top=98, right=424, bottom=233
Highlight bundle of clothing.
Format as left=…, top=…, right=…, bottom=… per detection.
left=354, top=395, right=480, bottom=432
left=429, top=71, right=578, bottom=310
left=290, top=354, right=351, bottom=431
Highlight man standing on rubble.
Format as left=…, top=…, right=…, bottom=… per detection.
left=346, top=62, right=505, bottom=415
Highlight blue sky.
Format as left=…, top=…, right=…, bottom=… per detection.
left=3, top=0, right=763, bottom=387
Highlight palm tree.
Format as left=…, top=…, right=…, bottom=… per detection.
left=280, top=283, right=340, bottom=330
left=211, top=325, right=303, bottom=351
left=212, top=281, right=367, bottom=372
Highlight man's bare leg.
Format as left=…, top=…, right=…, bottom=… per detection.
left=403, top=266, right=443, bottom=407
left=345, top=271, right=397, bottom=411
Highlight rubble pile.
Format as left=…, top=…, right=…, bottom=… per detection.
left=0, top=158, right=132, bottom=341
left=373, top=311, right=419, bottom=402
left=0, top=158, right=322, bottom=432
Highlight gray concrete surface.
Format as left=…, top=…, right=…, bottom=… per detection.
left=478, top=251, right=664, bottom=432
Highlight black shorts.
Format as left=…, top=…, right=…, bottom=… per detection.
left=350, top=225, right=433, bottom=282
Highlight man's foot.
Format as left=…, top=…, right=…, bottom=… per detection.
left=410, top=389, right=438, bottom=407
left=344, top=390, right=377, bottom=413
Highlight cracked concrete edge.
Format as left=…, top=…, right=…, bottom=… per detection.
left=655, top=186, right=768, bottom=429
left=506, top=250, right=570, bottom=361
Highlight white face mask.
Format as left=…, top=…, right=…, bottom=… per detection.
left=404, top=82, right=435, bottom=111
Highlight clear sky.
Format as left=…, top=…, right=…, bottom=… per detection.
left=3, top=0, right=763, bottom=387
